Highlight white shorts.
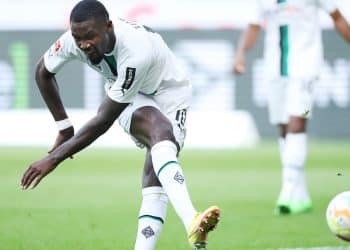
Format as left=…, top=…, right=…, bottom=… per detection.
left=268, top=77, right=315, bottom=125
left=118, top=83, right=192, bottom=149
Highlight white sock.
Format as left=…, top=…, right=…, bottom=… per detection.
left=134, top=186, right=168, bottom=250
left=151, top=140, right=197, bottom=230
left=282, top=133, right=310, bottom=201
left=278, top=137, right=286, bottom=165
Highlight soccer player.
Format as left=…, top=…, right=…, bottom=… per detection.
left=233, top=0, right=350, bottom=214
left=20, top=0, right=220, bottom=249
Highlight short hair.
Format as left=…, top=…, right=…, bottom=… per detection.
left=70, top=0, right=109, bottom=23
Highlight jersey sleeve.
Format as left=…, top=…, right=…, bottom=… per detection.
left=318, top=0, right=337, bottom=14
left=43, top=31, right=76, bottom=73
left=107, top=30, right=153, bottom=103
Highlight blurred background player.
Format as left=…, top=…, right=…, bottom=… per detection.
left=20, top=0, right=220, bottom=249
left=233, top=0, right=350, bottom=214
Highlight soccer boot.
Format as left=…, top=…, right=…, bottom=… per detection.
left=275, top=187, right=312, bottom=215
left=275, top=184, right=312, bottom=215
left=275, top=199, right=312, bottom=215
left=187, top=206, right=220, bottom=249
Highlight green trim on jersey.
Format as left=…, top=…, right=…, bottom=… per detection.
left=138, top=215, right=164, bottom=224
left=279, top=25, right=289, bottom=77
left=277, top=0, right=288, bottom=76
left=277, top=0, right=289, bottom=76
left=157, top=161, right=178, bottom=177
left=103, top=55, right=117, bottom=76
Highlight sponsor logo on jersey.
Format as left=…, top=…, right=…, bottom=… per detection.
left=122, top=67, right=136, bottom=92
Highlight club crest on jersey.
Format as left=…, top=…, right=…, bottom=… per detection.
left=121, top=67, right=136, bottom=92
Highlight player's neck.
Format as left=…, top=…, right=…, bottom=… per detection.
left=105, top=33, right=116, bottom=54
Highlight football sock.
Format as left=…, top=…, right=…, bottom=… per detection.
left=134, top=186, right=168, bottom=250
left=151, top=140, right=197, bottom=230
left=278, top=137, right=286, bottom=164
left=282, top=133, right=309, bottom=201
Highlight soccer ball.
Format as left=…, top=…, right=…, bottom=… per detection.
left=326, top=191, right=350, bottom=241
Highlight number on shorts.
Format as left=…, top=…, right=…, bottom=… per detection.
left=176, top=109, right=187, bottom=130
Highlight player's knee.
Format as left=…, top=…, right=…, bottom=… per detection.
left=288, top=117, right=307, bottom=133
left=278, top=124, right=287, bottom=138
left=131, top=106, right=176, bottom=147
left=148, top=123, right=175, bottom=149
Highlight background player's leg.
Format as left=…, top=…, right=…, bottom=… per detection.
left=267, top=78, right=292, bottom=213
left=277, top=78, right=314, bottom=214
left=278, top=124, right=287, bottom=163
left=286, top=116, right=311, bottom=203
left=277, top=116, right=311, bottom=214
left=134, top=151, right=167, bottom=250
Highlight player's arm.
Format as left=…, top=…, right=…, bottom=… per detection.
left=40, top=31, right=79, bottom=152
left=21, top=97, right=129, bottom=189
left=36, top=57, right=69, bottom=124
left=330, top=9, right=350, bottom=43
left=36, top=57, right=74, bottom=152
left=22, top=43, right=150, bottom=190
left=48, top=97, right=128, bottom=161
left=233, top=24, right=261, bottom=74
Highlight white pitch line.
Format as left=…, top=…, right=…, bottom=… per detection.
left=268, top=247, right=350, bottom=250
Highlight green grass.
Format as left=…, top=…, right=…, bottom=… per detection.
left=0, top=141, right=350, bottom=250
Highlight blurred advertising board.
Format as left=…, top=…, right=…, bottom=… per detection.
left=0, top=29, right=349, bottom=140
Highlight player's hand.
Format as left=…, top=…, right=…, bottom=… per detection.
left=21, top=157, right=57, bottom=189
left=233, top=54, right=246, bottom=74
left=48, top=126, right=74, bottom=156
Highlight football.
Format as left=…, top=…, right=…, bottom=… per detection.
left=326, top=191, right=350, bottom=242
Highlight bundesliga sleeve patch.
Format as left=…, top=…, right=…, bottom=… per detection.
left=121, top=67, right=136, bottom=91
left=54, top=40, right=61, bottom=52
left=48, top=40, right=63, bottom=57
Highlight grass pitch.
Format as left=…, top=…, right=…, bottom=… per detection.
left=0, top=141, right=349, bottom=250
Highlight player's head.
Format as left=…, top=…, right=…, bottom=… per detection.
left=70, top=0, right=115, bottom=64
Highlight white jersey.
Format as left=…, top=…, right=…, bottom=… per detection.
left=44, top=18, right=189, bottom=103
left=251, top=0, right=337, bottom=79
